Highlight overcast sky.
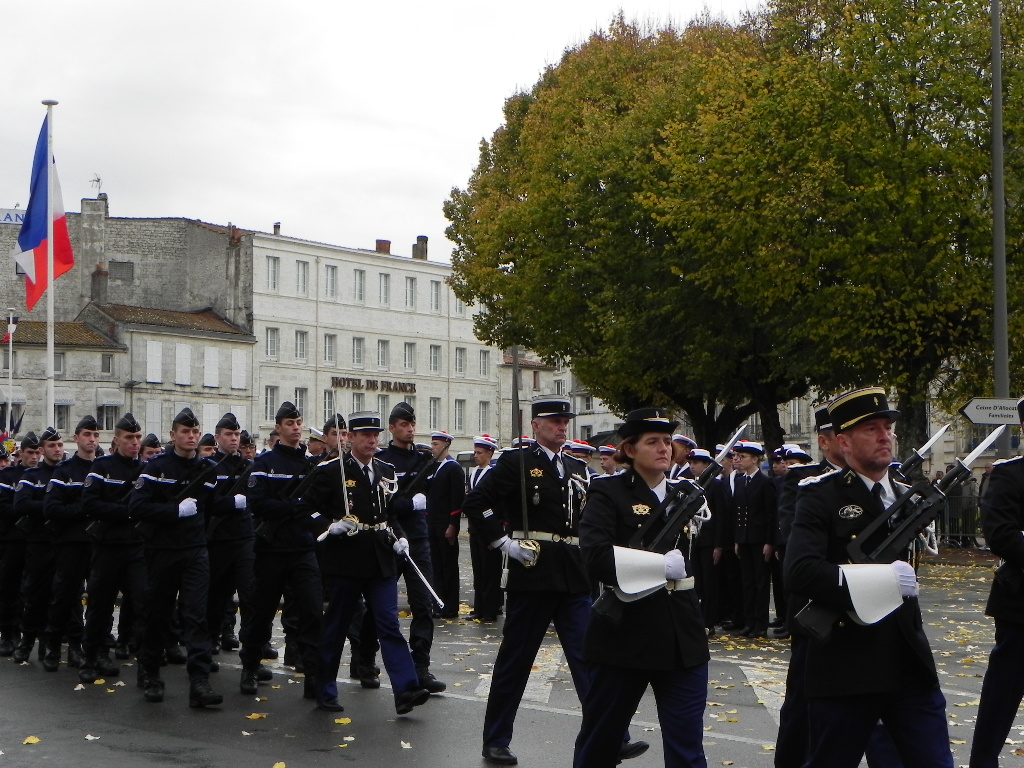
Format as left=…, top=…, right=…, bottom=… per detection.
left=3, top=1, right=756, bottom=261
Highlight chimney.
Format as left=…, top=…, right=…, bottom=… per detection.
left=273, top=222, right=281, bottom=235
left=412, top=235, right=428, bottom=260
left=91, top=263, right=109, bottom=304
left=375, top=239, right=391, bottom=255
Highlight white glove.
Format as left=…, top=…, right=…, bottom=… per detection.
left=329, top=519, right=357, bottom=536
left=891, top=560, right=918, bottom=597
left=234, top=494, right=247, bottom=510
left=664, top=549, right=688, bottom=580
left=393, top=537, right=410, bottom=556
left=412, top=493, right=427, bottom=511
left=178, top=498, right=197, bottom=518
left=493, top=536, right=537, bottom=565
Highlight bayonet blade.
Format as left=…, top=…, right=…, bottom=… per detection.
left=715, top=424, right=747, bottom=466
left=961, top=424, right=1007, bottom=470
left=914, top=423, right=950, bottom=460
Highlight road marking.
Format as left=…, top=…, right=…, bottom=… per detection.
left=474, top=644, right=565, bottom=703
left=738, top=664, right=786, bottom=726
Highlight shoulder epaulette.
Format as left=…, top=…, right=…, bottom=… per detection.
left=993, top=455, right=1024, bottom=467
left=798, top=467, right=842, bottom=487
left=373, top=457, right=396, bottom=470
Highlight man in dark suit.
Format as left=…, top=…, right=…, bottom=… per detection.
left=785, top=387, right=952, bottom=768
left=730, top=440, right=777, bottom=637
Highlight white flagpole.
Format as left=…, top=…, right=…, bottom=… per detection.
left=42, top=99, right=57, bottom=429
left=6, top=308, right=13, bottom=437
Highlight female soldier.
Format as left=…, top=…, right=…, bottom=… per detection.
left=573, top=408, right=710, bottom=768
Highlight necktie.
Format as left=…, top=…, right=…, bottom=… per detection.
left=554, top=455, right=564, bottom=479
left=363, top=464, right=372, bottom=485
left=872, top=482, right=885, bottom=512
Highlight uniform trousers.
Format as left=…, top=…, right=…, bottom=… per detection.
left=19, top=541, right=55, bottom=637
left=83, top=543, right=145, bottom=659
left=970, top=619, right=1024, bottom=768
left=483, top=590, right=592, bottom=749
left=427, top=524, right=459, bottom=615
left=45, top=541, right=91, bottom=644
left=469, top=526, right=503, bottom=617
left=206, top=537, right=254, bottom=647
left=318, top=573, right=419, bottom=703
left=140, top=547, right=213, bottom=678
left=736, top=542, right=770, bottom=631
left=0, top=539, right=26, bottom=633
left=691, top=545, right=719, bottom=629
left=805, top=686, right=952, bottom=768
left=770, top=547, right=787, bottom=622
left=360, top=538, right=435, bottom=669
left=719, top=547, right=742, bottom=625
left=239, top=550, right=321, bottom=677
left=574, top=661, right=709, bottom=768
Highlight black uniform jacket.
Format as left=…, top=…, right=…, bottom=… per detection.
left=82, top=452, right=143, bottom=544
left=694, top=476, right=726, bottom=549
left=377, top=442, right=431, bottom=541
left=426, top=457, right=465, bottom=531
left=776, top=461, right=833, bottom=549
left=128, top=451, right=215, bottom=550
left=299, top=454, right=404, bottom=579
left=44, top=453, right=94, bottom=544
left=0, top=465, right=27, bottom=541
left=246, top=442, right=318, bottom=553
left=206, top=451, right=254, bottom=543
left=982, top=456, right=1024, bottom=623
left=463, top=445, right=590, bottom=594
left=14, top=461, right=60, bottom=543
left=729, top=470, right=778, bottom=546
left=580, top=470, right=711, bottom=671
left=785, top=468, right=939, bottom=697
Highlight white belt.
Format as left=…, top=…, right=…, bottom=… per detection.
left=353, top=522, right=388, bottom=532
left=512, top=531, right=579, bottom=546
left=666, top=577, right=695, bottom=591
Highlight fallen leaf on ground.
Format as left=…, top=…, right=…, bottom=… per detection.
left=93, top=679, right=105, bottom=685
left=242, top=731, right=252, bottom=736
left=335, top=718, right=352, bottom=725
left=401, top=741, right=412, bottom=749
left=73, top=683, right=85, bottom=691
left=246, top=713, right=268, bottom=720
left=85, top=734, right=100, bottom=741
left=23, top=736, right=41, bottom=745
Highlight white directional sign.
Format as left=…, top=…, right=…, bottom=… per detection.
left=959, top=397, right=1018, bottom=425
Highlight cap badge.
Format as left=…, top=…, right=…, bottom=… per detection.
left=838, top=505, right=863, bottom=519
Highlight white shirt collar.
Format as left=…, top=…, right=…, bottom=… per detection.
left=651, top=477, right=668, bottom=503
left=856, top=472, right=896, bottom=507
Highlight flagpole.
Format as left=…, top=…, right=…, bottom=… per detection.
left=43, top=99, right=57, bottom=429
left=6, top=308, right=13, bottom=438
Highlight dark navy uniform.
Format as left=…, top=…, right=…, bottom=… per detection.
left=971, top=454, right=1024, bottom=767
left=691, top=474, right=726, bottom=631
left=462, top=441, right=591, bottom=754
left=785, top=467, right=951, bottom=767
left=574, top=468, right=710, bottom=768
left=0, top=461, right=29, bottom=652
left=42, top=452, right=94, bottom=666
left=730, top=467, right=777, bottom=634
left=466, top=462, right=503, bottom=619
left=80, top=450, right=145, bottom=677
left=425, top=455, right=465, bottom=617
left=300, top=452, right=424, bottom=710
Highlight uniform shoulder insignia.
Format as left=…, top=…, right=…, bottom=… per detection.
left=993, top=455, right=1024, bottom=466
left=563, top=454, right=586, bottom=466
left=373, top=457, right=396, bottom=470
left=798, top=467, right=842, bottom=487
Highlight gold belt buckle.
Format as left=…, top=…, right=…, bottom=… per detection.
left=519, top=539, right=541, bottom=567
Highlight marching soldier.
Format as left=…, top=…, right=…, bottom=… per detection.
left=79, top=413, right=145, bottom=682
left=300, top=410, right=430, bottom=715
left=463, top=394, right=647, bottom=766
left=0, top=433, right=40, bottom=657
left=238, top=401, right=322, bottom=701
left=12, top=427, right=65, bottom=665
left=425, top=430, right=464, bottom=619
left=467, top=434, right=502, bottom=621
left=239, top=431, right=257, bottom=461
left=785, top=387, right=952, bottom=767
left=140, top=434, right=163, bottom=462
left=42, top=415, right=102, bottom=671
left=129, top=407, right=222, bottom=708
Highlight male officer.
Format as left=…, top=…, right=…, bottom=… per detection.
left=463, top=394, right=647, bottom=766
left=300, top=410, right=430, bottom=715
left=597, top=445, right=620, bottom=477
left=140, top=434, right=163, bottom=462
left=0, top=433, right=39, bottom=656
left=80, top=413, right=145, bottom=684
left=467, top=434, right=502, bottom=621
left=970, top=396, right=1024, bottom=767
left=669, top=434, right=697, bottom=479
left=239, top=431, right=257, bottom=461
left=424, top=430, right=464, bottom=619
left=785, top=387, right=952, bottom=767
left=239, top=401, right=322, bottom=701
left=12, top=427, right=65, bottom=664
left=730, top=440, right=777, bottom=637
left=42, top=416, right=103, bottom=671
left=129, top=407, right=221, bottom=708
left=368, top=402, right=444, bottom=693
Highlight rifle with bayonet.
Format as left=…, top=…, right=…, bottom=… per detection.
left=253, top=459, right=328, bottom=541
left=134, top=452, right=237, bottom=538
left=592, top=424, right=746, bottom=625
left=206, top=453, right=255, bottom=539
left=84, top=463, right=146, bottom=541
left=795, top=424, right=1006, bottom=643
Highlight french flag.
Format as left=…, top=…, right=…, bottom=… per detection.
left=12, top=116, right=75, bottom=311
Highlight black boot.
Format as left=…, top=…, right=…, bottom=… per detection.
left=95, top=653, right=120, bottom=677
left=239, top=667, right=258, bottom=695
left=67, top=643, right=85, bottom=669
left=0, top=631, right=14, bottom=656
left=261, top=642, right=278, bottom=660
left=143, top=675, right=165, bottom=703
left=12, top=635, right=35, bottom=664
left=256, top=664, right=273, bottom=681
left=114, top=638, right=131, bottom=660
left=165, top=646, right=187, bottom=664
left=221, top=629, right=239, bottom=651
left=303, top=674, right=318, bottom=700
left=416, top=667, right=446, bottom=693
left=189, top=676, right=223, bottom=708
left=78, top=657, right=98, bottom=684
left=42, top=638, right=61, bottom=672
left=357, top=663, right=381, bottom=689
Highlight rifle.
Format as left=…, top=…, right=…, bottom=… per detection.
left=795, top=424, right=1006, bottom=643
left=206, top=453, right=254, bottom=539
left=592, top=426, right=745, bottom=625
left=253, top=460, right=324, bottom=541
left=392, top=447, right=440, bottom=502
left=134, top=452, right=234, bottom=538
left=85, top=465, right=145, bottom=541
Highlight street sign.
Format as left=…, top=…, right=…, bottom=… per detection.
left=959, top=397, right=1019, bottom=425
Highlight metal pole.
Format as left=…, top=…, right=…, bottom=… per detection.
left=42, top=99, right=58, bottom=429
left=6, top=308, right=14, bottom=437
left=992, top=0, right=1011, bottom=457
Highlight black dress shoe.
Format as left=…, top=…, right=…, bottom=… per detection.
left=482, top=746, right=518, bottom=765
left=261, top=642, right=279, bottom=660
left=619, top=740, right=650, bottom=760
left=394, top=687, right=429, bottom=715
left=317, top=697, right=345, bottom=712
left=417, top=668, right=446, bottom=693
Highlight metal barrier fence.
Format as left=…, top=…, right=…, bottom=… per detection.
left=932, top=494, right=983, bottom=548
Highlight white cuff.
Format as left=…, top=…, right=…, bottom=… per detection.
left=838, top=563, right=904, bottom=625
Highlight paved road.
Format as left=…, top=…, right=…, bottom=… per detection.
left=0, top=547, right=1003, bottom=768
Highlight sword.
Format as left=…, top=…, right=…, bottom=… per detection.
left=401, top=547, right=444, bottom=611
left=510, top=345, right=539, bottom=568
